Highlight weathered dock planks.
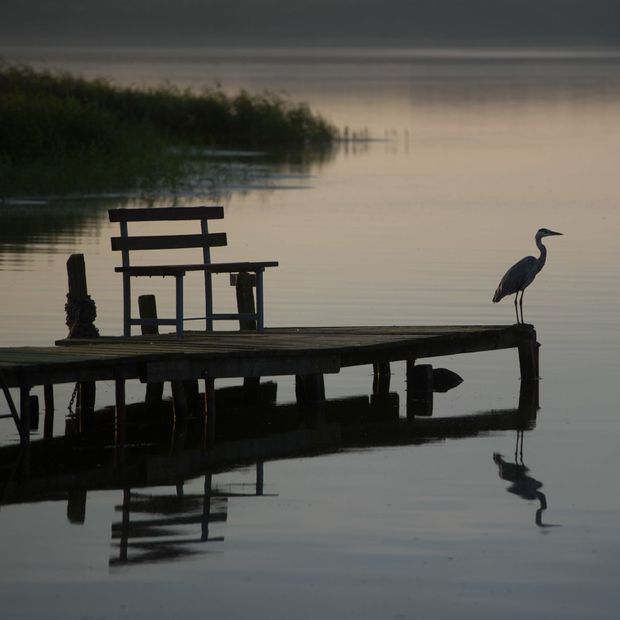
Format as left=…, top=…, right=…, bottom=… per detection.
left=0, top=324, right=538, bottom=447
left=0, top=324, right=537, bottom=387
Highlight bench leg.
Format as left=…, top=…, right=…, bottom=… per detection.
left=256, top=269, right=264, bottom=332
left=175, top=274, right=184, bottom=338
left=204, top=272, right=214, bottom=332
left=122, top=274, right=131, bottom=337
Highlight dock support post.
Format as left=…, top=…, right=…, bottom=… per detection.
left=406, top=361, right=433, bottom=420
left=139, top=295, right=164, bottom=410
left=28, top=395, right=39, bottom=432
left=19, top=385, right=31, bottom=441
left=77, top=383, right=96, bottom=431
left=171, top=380, right=189, bottom=420
left=372, top=362, right=391, bottom=397
left=295, top=374, right=326, bottom=408
left=43, top=384, right=54, bottom=441
left=204, top=377, right=216, bottom=448
left=295, top=373, right=325, bottom=427
left=518, top=339, right=540, bottom=381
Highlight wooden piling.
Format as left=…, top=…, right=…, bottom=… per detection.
left=19, top=385, right=31, bottom=437
left=372, top=362, right=391, bottom=397
left=171, top=380, right=189, bottom=420
left=295, top=373, right=326, bottom=408
left=28, top=395, right=39, bottom=432
left=406, top=361, right=433, bottom=419
left=139, top=294, right=164, bottom=409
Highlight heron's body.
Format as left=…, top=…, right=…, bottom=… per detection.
left=492, top=228, right=562, bottom=323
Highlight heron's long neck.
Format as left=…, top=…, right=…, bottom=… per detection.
left=535, top=235, right=547, bottom=271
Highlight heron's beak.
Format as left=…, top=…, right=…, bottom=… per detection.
left=548, top=230, right=563, bottom=236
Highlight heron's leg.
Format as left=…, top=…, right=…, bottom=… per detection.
left=514, top=295, right=519, bottom=323
left=519, top=290, right=525, bottom=324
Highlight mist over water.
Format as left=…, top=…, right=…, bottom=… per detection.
left=1, top=47, right=620, bottom=619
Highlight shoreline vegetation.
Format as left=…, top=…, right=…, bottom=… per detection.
left=0, top=63, right=338, bottom=198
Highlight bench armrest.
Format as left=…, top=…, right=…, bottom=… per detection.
left=115, top=261, right=279, bottom=276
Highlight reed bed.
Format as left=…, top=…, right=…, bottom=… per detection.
left=0, top=63, right=337, bottom=196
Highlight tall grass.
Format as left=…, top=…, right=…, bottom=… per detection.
left=0, top=63, right=337, bottom=197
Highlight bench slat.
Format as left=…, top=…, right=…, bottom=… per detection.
left=115, top=261, right=279, bottom=276
left=109, top=206, right=224, bottom=222
left=111, top=233, right=228, bottom=252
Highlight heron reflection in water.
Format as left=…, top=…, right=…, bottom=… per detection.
left=493, top=228, right=563, bottom=324
left=493, top=435, right=560, bottom=529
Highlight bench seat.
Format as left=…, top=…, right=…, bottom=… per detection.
left=109, top=206, right=278, bottom=337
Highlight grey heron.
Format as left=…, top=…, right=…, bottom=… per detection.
left=492, top=228, right=563, bottom=324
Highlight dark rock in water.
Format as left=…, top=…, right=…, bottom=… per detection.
left=432, top=368, right=463, bottom=393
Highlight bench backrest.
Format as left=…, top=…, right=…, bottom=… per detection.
left=109, top=206, right=226, bottom=267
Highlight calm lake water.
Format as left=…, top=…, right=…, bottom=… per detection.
left=1, top=47, right=620, bottom=619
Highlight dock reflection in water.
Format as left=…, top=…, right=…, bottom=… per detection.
left=1, top=379, right=541, bottom=569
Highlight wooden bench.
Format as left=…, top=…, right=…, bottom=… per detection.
left=109, top=206, right=278, bottom=337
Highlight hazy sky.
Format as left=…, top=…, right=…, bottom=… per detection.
left=1, top=0, right=619, bottom=47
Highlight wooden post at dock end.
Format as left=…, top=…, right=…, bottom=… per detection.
left=66, top=254, right=99, bottom=427
left=406, top=361, right=433, bottom=420
left=518, top=338, right=540, bottom=381
left=518, top=378, right=540, bottom=420
left=139, top=294, right=164, bottom=410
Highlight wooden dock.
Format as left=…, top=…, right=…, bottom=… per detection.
left=0, top=323, right=538, bottom=447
